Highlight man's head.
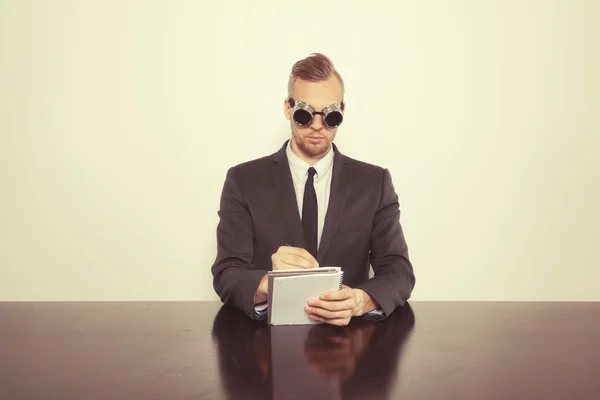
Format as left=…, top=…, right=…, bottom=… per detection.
left=284, top=53, right=345, bottom=164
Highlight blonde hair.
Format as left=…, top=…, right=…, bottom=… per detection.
left=287, top=53, right=345, bottom=98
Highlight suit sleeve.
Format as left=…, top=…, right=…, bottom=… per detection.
left=211, top=167, right=267, bottom=320
left=356, top=168, right=416, bottom=317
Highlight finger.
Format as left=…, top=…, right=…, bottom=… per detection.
left=306, top=305, right=353, bottom=320
left=272, top=252, right=314, bottom=270
left=308, top=313, right=351, bottom=327
left=308, top=297, right=354, bottom=312
left=280, top=254, right=317, bottom=269
left=278, top=246, right=319, bottom=267
left=319, top=287, right=354, bottom=301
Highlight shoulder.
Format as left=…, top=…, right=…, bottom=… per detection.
left=230, top=154, right=274, bottom=172
left=338, top=153, right=396, bottom=194
left=342, top=154, right=389, bottom=177
left=225, top=151, right=278, bottom=185
left=229, top=142, right=286, bottom=173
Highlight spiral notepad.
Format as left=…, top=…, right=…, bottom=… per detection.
left=267, top=267, right=344, bottom=325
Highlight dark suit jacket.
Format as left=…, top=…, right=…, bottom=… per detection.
left=211, top=140, right=415, bottom=319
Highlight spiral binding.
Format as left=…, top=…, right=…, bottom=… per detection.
left=338, top=271, right=344, bottom=290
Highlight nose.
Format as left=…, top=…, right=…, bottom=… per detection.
left=310, top=114, right=324, bottom=131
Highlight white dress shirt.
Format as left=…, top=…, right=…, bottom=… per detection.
left=285, top=140, right=334, bottom=249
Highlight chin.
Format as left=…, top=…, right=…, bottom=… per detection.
left=302, top=141, right=330, bottom=157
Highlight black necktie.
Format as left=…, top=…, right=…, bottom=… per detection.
left=302, top=167, right=318, bottom=259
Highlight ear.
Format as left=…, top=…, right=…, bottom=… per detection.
left=283, top=98, right=292, bottom=121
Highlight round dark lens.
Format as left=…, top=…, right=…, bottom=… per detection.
left=293, top=109, right=312, bottom=126
left=324, top=111, right=343, bottom=128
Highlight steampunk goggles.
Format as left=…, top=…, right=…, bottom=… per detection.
left=288, top=97, right=345, bottom=129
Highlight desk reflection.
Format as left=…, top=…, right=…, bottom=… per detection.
left=212, top=305, right=415, bottom=400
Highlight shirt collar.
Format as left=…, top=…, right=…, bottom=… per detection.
left=286, top=139, right=334, bottom=180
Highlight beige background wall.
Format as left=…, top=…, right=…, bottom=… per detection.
left=1, top=0, right=598, bottom=301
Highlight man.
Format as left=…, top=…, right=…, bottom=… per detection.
left=212, top=53, right=415, bottom=326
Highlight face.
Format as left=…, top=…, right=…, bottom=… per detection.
left=284, top=76, right=345, bottom=164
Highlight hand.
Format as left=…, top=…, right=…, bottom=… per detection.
left=305, top=285, right=375, bottom=326
left=255, top=246, right=319, bottom=304
left=271, top=245, right=319, bottom=271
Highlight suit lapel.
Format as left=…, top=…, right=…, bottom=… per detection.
left=270, top=141, right=305, bottom=248
left=317, top=147, right=351, bottom=265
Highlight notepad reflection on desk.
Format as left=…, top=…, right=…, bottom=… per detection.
left=267, top=267, right=344, bottom=325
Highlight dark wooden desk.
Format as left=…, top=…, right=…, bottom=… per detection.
left=1, top=302, right=599, bottom=399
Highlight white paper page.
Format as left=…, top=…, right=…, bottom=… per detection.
left=270, top=272, right=342, bottom=325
